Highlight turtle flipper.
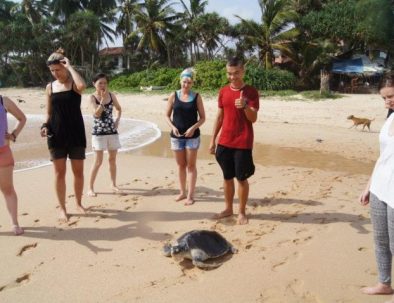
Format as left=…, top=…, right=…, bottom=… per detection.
left=192, top=259, right=222, bottom=269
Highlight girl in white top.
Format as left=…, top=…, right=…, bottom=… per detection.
left=360, top=75, right=394, bottom=298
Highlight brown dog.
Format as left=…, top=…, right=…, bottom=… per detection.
left=347, top=115, right=374, bottom=131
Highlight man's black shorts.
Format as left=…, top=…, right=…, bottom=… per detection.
left=49, top=146, right=86, bottom=161
left=215, top=144, right=255, bottom=181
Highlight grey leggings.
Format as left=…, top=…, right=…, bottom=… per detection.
left=370, top=193, right=394, bottom=284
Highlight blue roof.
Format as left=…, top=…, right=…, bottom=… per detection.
left=332, top=58, right=363, bottom=74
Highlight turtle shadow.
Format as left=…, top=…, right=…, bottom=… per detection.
left=179, top=253, right=235, bottom=271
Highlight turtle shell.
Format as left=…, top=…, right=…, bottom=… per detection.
left=177, top=230, right=232, bottom=257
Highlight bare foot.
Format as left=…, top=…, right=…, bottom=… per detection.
left=111, top=186, right=121, bottom=193
left=12, top=225, right=24, bottom=236
left=361, top=283, right=393, bottom=295
left=184, top=198, right=195, bottom=206
left=76, top=204, right=88, bottom=214
left=237, top=213, right=249, bottom=225
left=213, top=209, right=233, bottom=220
left=175, top=194, right=186, bottom=202
left=87, top=190, right=97, bottom=197
left=58, top=209, right=69, bottom=222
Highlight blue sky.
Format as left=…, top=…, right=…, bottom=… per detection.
left=205, top=0, right=261, bottom=24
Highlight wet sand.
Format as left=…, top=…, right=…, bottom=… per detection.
left=0, top=88, right=388, bottom=303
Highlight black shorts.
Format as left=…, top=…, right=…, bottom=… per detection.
left=49, top=146, right=86, bottom=161
left=215, top=145, right=255, bottom=181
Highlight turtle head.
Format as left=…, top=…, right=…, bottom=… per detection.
left=162, top=244, right=172, bottom=257
left=170, top=244, right=189, bottom=260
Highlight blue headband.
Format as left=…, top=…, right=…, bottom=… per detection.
left=180, top=72, right=193, bottom=79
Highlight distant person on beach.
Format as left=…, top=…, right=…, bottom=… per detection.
left=209, top=57, right=259, bottom=225
left=360, top=74, right=394, bottom=298
left=40, top=48, right=87, bottom=222
left=87, top=73, right=122, bottom=197
left=165, top=68, right=206, bottom=205
left=0, top=95, right=26, bottom=235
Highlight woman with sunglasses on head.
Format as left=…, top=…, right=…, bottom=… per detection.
left=360, top=75, right=394, bottom=301
left=40, top=48, right=87, bottom=222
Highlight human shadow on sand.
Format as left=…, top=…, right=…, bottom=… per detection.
left=1, top=209, right=213, bottom=253
left=92, top=185, right=225, bottom=202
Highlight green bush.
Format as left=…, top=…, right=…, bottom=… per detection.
left=245, top=64, right=296, bottom=90
left=193, top=60, right=228, bottom=89
left=109, top=61, right=296, bottom=91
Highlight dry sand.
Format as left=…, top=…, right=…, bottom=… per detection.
left=0, top=87, right=389, bottom=302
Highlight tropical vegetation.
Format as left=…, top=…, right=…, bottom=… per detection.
left=0, top=0, right=393, bottom=89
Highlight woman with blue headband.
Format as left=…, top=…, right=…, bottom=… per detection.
left=165, top=68, right=206, bottom=205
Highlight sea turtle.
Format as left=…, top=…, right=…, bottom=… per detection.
left=163, top=230, right=237, bottom=269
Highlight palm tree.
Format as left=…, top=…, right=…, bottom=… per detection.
left=49, top=0, right=83, bottom=21
left=11, top=0, right=49, bottom=25
left=130, top=0, right=180, bottom=64
left=179, top=0, right=208, bottom=63
left=236, top=0, right=299, bottom=68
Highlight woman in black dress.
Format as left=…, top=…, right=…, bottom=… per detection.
left=40, top=48, right=87, bottom=221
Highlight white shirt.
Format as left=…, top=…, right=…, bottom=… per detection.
left=370, top=113, right=394, bottom=207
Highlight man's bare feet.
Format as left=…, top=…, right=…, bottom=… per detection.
left=361, top=283, right=393, bottom=295
left=213, top=209, right=233, bottom=220
left=237, top=213, right=249, bottom=225
left=87, top=190, right=97, bottom=197
left=76, top=204, right=88, bottom=214
left=12, top=225, right=24, bottom=236
left=184, top=198, right=195, bottom=206
left=175, top=193, right=186, bottom=202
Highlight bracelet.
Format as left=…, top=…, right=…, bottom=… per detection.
left=242, top=101, right=248, bottom=109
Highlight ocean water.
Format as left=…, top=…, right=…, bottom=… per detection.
left=8, top=114, right=161, bottom=172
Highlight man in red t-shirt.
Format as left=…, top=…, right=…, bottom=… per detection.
left=209, top=57, right=259, bottom=225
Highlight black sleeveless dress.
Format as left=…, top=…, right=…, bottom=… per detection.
left=47, top=83, right=86, bottom=149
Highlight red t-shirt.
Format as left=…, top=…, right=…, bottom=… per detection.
left=218, top=85, right=259, bottom=149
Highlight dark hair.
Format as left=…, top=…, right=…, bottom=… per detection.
left=379, top=74, right=394, bottom=90
left=92, top=73, right=109, bottom=83
left=226, top=56, right=244, bottom=67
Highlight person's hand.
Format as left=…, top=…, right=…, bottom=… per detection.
left=172, top=127, right=182, bottom=137
left=184, top=127, right=195, bottom=138
left=114, top=119, right=120, bottom=129
left=60, top=57, right=71, bottom=69
left=235, top=90, right=247, bottom=109
left=40, top=127, right=48, bottom=138
left=359, top=189, right=370, bottom=206
left=5, top=132, right=16, bottom=142
left=209, top=140, right=216, bottom=155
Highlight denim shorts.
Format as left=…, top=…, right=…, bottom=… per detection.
left=92, top=134, right=121, bottom=151
left=170, top=137, right=200, bottom=151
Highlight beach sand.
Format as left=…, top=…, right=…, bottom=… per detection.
left=0, top=88, right=388, bottom=302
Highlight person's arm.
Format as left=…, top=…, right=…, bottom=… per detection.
left=165, top=92, right=181, bottom=137
left=184, top=94, right=206, bottom=138
left=209, top=108, right=223, bottom=154
left=40, top=84, right=52, bottom=137
left=91, top=94, right=105, bottom=118
left=111, top=93, right=122, bottom=129
left=3, top=97, right=26, bottom=142
left=359, top=177, right=372, bottom=206
left=62, top=57, right=86, bottom=93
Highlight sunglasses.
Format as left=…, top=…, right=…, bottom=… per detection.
left=47, top=59, right=65, bottom=66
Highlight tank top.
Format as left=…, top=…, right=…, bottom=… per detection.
left=170, top=92, right=200, bottom=139
left=92, top=93, right=118, bottom=136
left=0, top=96, right=7, bottom=147
left=47, top=82, right=86, bottom=148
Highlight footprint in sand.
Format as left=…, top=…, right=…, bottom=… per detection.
left=67, top=220, right=78, bottom=227
left=0, top=273, right=31, bottom=292
left=358, top=247, right=368, bottom=252
left=17, top=243, right=38, bottom=256
left=21, top=213, right=29, bottom=216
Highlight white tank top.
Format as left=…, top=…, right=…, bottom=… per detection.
left=370, top=113, right=394, bottom=207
